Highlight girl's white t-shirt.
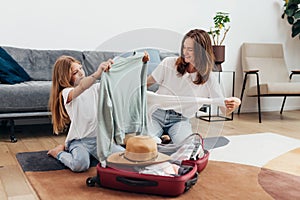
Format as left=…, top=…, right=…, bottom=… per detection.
left=62, top=83, right=100, bottom=146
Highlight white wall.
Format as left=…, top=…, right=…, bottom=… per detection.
left=1, top=0, right=300, bottom=112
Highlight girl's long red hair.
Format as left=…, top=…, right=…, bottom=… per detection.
left=48, top=56, right=80, bottom=134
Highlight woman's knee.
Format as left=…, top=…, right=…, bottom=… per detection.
left=148, top=121, right=164, bottom=138
left=169, top=122, right=192, bottom=144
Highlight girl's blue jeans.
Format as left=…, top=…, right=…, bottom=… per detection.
left=57, top=137, right=97, bottom=172
left=57, top=137, right=125, bottom=172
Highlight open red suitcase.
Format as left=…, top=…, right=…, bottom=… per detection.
left=86, top=133, right=209, bottom=197
left=87, top=162, right=198, bottom=197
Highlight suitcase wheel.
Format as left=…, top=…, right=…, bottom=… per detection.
left=86, top=177, right=96, bottom=187
left=87, top=174, right=102, bottom=187
left=86, top=174, right=101, bottom=187
left=184, top=172, right=198, bottom=192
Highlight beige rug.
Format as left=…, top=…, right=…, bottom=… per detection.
left=21, top=133, right=300, bottom=199
left=25, top=160, right=300, bottom=200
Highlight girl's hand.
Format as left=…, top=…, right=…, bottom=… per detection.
left=99, top=59, right=114, bottom=72
left=142, top=51, right=150, bottom=63
left=70, top=58, right=114, bottom=102
left=224, top=97, right=241, bottom=113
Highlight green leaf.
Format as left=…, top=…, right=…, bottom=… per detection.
left=292, top=28, right=300, bottom=38
left=291, top=20, right=300, bottom=37
left=285, top=6, right=296, bottom=17
left=285, top=10, right=293, bottom=17
left=288, top=16, right=294, bottom=24
left=288, top=0, right=300, bottom=5
left=294, top=10, right=300, bottom=19
left=293, top=20, right=300, bottom=29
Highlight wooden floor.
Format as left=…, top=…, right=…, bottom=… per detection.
left=0, top=110, right=299, bottom=199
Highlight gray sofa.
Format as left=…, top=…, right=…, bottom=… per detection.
left=0, top=46, right=121, bottom=142
left=0, top=46, right=177, bottom=142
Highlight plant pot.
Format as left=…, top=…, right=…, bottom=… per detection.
left=212, top=45, right=225, bottom=72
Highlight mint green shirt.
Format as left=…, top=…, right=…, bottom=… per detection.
left=97, top=52, right=148, bottom=165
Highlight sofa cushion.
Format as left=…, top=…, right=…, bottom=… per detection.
left=159, top=51, right=179, bottom=61
left=0, top=81, right=51, bottom=112
left=247, top=82, right=300, bottom=96
left=2, top=46, right=83, bottom=81
left=82, top=51, right=119, bottom=75
left=0, top=47, right=31, bottom=84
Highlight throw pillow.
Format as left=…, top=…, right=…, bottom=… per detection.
left=0, top=47, right=31, bottom=84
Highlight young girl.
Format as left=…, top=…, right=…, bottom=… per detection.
left=47, top=55, right=114, bottom=172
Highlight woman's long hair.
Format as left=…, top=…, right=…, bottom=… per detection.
left=176, top=29, right=215, bottom=85
left=48, top=56, right=80, bottom=134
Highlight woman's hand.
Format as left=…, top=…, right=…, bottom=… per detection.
left=224, top=97, right=241, bottom=114
left=142, top=51, right=150, bottom=63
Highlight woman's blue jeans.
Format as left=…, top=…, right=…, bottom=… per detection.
left=148, top=109, right=193, bottom=144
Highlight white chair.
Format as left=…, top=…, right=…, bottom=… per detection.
left=238, top=43, right=300, bottom=123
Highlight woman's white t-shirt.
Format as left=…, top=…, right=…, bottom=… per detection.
left=152, top=57, right=224, bottom=100
left=62, top=83, right=100, bottom=146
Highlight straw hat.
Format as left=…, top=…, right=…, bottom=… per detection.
left=107, top=135, right=171, bottom=166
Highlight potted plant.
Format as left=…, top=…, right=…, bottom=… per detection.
left=208, top=11, right=231, bottom=71
left=281, top=0, right=300, bottom=39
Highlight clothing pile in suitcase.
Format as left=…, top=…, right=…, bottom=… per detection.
left=87, top=133, right=209, bottom=197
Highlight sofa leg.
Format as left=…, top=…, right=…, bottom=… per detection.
left=1, top=120, right=8, bottom=127
left=8, top=119, right=17, bottom=143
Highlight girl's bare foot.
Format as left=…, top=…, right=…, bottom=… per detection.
left=47, top=144, right=65, bottom=158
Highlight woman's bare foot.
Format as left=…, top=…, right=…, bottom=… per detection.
left=47, top=144, right=65, bottom=158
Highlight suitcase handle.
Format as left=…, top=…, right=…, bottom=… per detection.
left=184, top=172, right=198, bottom=192
left=116, top=176, right=158, bottom=187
